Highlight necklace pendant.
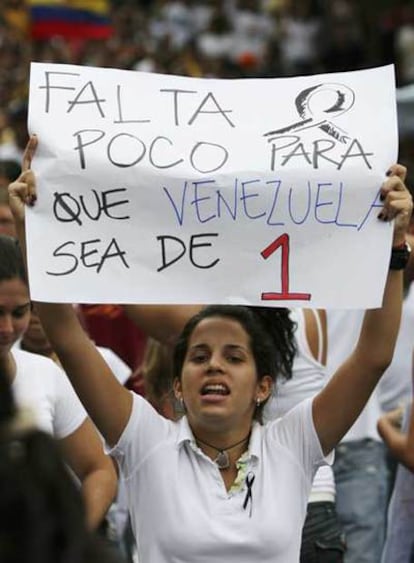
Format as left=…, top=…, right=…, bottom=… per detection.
left=214, top=450, right=230, bottom=470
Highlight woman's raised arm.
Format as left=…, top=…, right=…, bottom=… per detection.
left=313, top=164, right=413, bottom=455
left=9, top=136, right=133, bottom=447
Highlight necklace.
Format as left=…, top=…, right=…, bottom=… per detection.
left=194, top=433, right=250, bottom=470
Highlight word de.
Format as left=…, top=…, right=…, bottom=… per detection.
left=157, top=233, right=219, bottom=272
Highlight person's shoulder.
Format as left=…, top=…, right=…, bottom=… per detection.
left=13, top=347, right=52, bottom=365
left=13, top=349, right=64, bottom=377
left=262, top=398, right=318, bottom=462
left=266, top=397, right=313, bottom=432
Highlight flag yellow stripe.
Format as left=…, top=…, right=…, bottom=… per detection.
left=29, top=0, right=109, bottom=15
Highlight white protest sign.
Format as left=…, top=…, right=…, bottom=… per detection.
left=27, top=62, right=398, bottom=307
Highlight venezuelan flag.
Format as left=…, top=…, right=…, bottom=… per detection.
left=30, top=0, right=113, bottom=40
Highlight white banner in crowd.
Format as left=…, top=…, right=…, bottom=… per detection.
left=27, top=62, right=398, bottom=307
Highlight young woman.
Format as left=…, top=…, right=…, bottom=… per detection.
left=123, top=303, right=340, bottom=561
left=0, top=232, right=117, bottom=530
left=9, top=135, right=413, bottom=562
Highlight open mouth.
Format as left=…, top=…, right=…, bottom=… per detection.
left=201, top=384, right=230, bottom=396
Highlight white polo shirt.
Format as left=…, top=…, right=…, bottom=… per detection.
left=110, top=394, right=330, bottom=563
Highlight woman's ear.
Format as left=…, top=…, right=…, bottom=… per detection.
left=256, top=375, right=273, bottom=403
left=173, top=377, right=182, bottom=400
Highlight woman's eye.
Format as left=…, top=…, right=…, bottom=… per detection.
left=13, top=308, right=29, bottom=319
left=191, top=353, right=208, bottom=363
left=227, top=355, right=243, bottom=363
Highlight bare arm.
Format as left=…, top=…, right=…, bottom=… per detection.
left=313, top=165, right=412, bottom=455
left=9, top=136, right=132, bottom=446
left=38, top=303, right=132, bottom=446
left=60, top=418, right=118, bottom=530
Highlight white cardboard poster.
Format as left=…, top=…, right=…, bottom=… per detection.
left=26, top=62, right=398, bottom=307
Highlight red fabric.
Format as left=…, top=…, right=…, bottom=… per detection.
left=31, top=20, right=112, bottom=39
left=79, top=305, right=147, bottom=380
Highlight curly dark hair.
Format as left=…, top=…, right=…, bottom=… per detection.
left=248, top=306, right=297, bottom=381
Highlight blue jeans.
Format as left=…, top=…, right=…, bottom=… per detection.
left=382, top=404, right=414, bottom=563
left=333, top=439, right=388, bottom=563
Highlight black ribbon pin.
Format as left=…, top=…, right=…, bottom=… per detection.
left=243, top=472, right=255, bottom=518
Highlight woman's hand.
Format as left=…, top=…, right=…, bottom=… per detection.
left=378, top=405, right=405, bottom=431
left=379, top=164, right=413, bottom=246
left=8, top=135, right=38, bottom=225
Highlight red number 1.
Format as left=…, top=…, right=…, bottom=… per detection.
left=261, top=233, right=311, bottom=301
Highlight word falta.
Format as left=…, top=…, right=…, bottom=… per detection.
left=162, top=176, right=383, bottom=231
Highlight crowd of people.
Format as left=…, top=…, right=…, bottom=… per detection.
left=1, top=1, right=414, bottom=563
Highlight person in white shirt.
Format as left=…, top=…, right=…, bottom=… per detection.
left=18, top=305, right=132, bottom=557
left=0, top=368, right=125, bottom=563
left=126, top=305, right=344, bottom=561
left=0, top=232, right=117, bottom=531
left=8, top=135, right=412, bottom=562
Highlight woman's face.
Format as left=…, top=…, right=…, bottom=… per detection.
left=20, top=308, right=53, bottom=356
left=0, top=277, right=31, bottom=355
left=174, top=316, right=272, bottom=434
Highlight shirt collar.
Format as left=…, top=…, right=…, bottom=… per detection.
left=176, top=415, right=195, bottom=446
left=176, top=416, right=263, bottom=461
left=248, top=421, right=262, bottom=460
